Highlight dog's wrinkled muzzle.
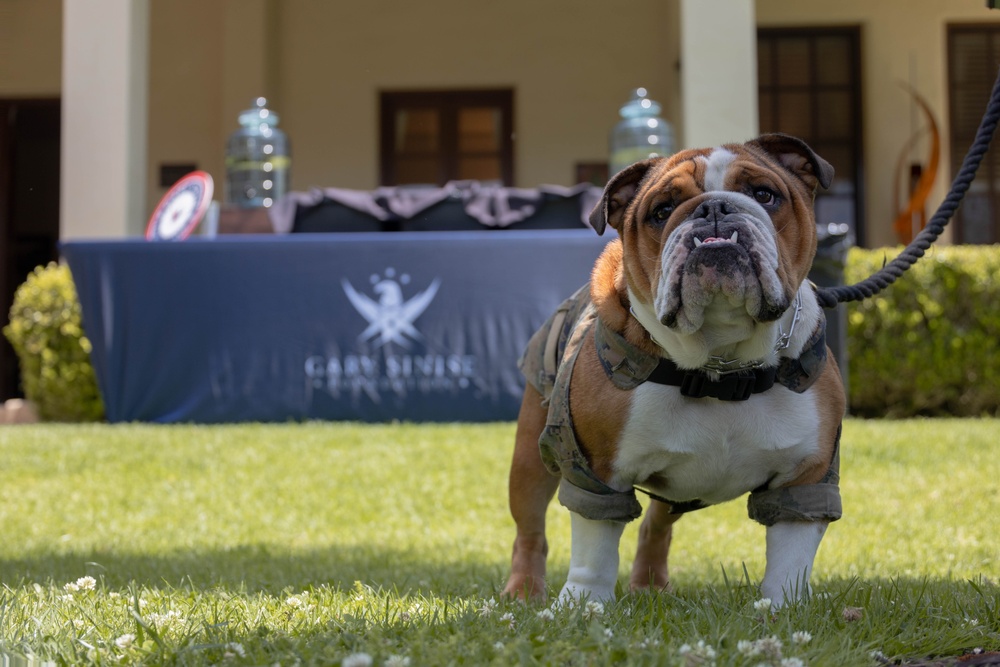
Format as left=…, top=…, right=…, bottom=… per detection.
left=656, top=193, right=789, bottom=333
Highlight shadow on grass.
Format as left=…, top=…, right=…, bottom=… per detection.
left=0, top=544, right=514, bottom=596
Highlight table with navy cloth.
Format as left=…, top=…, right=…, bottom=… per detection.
left=61, top=230, right=612, bottom=423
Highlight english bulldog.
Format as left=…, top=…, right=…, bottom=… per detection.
left=503, top=134, right=845, bottom=606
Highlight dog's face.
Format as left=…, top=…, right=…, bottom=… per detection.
left=590, top=134, right=834, bottom=364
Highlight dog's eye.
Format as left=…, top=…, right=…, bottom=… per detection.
left=752, top=188, right=777, bottom=206
left=650, top=203, right=675, bottom=223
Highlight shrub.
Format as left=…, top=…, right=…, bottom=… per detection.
left=3, top=262, right=104, bottom=421
left=845, top=245, right=1000, bottom=417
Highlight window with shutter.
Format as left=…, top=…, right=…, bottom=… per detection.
left=948, top=25, right=1000, bottom=244
left=757, top=27, right=865, bottom=246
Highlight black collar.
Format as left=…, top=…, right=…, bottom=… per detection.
left=645, top=359, right=777, bottom=401
left=594, top=315, right=828, bottom=401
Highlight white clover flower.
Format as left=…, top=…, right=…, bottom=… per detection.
left=63, top=582, right=80, bottom=593
left=286, top=595, right=303, bottom=608
left=737, top=639, right=761, bottom=657
left=384, top=655, right=410, bottom=667
left=128, top=596, right=147, bottom=608
left=757, top=635, right=784, bottom=659
left=108, top=592, right=121, bottom=599
left=226, top=643, right=246, bottom=658
left=148, top=610, right=185, bottom=629
left=753, top=598, right=773, bottom=613
left=500, top=612, right=515, bottom=623
left=678, top=639, right=717, bottom=666
left=493, top=641, right=504, bottom=651
left=342, top=652, right=374, bottom=667
left=780, top=658, right=805, bottom=667
left=603, top=627, right=614, bottom=640
left=115, top=633, right=136, bottom=650
left=76, top=576, right=97, bottom=591
left=536, top=608, right=555, bottom=621
left=477, top=597, right=498, bottom=617
left=792, top=630, right=813, bottom=645
left=59, top=594, right=74, bottom=603
left=583, top=600, right=605, bottom=619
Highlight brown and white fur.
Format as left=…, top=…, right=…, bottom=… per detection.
left=503, top=134, right=845, bottom=606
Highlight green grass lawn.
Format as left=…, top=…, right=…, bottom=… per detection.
left=0, top=419, right=997, bottom=666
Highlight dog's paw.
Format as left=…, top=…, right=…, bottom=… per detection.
left=558, top=580, right=616, bottom=604
left=629, top=577, right=672, bottom=594
left=502, top=574, right=547, bottom=602
left=760, top=581, right=812, bottom=609
left=629, top=563, right=671, bottom=593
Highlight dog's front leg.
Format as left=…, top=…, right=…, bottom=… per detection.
left=760, top=520, right=828, bottom=606
left=504, top=386, right=559, bottom=601
left=559, top=512, right=626, bottom=603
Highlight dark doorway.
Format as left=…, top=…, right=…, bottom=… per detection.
left=0, top=99, right=62, bottom=400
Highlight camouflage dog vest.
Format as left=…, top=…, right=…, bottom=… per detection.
left=518, top=286, right=843, bottom=525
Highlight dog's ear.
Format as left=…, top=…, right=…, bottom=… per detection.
left=748, top=133, right=834, bottom=192
left=588, top=159, right=657, bottom=235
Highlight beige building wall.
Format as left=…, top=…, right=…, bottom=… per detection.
left=757, top=0, right=1000, bottom=248
left=145, top=0, right=682, bottom=213
left=0, top=0, right=62, bottom=97
left=7, top=0, right=1000, bottom=246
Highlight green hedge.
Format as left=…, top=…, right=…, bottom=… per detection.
left=3, top=262, right=104, bottom=422
left=845, top=245, right=1000, bottom=417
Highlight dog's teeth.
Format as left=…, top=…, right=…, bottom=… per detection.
left=694, top=238, right=703, bottom=247
left=729, top=231, right=738, bottom=243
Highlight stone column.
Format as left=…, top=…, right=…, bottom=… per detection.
left=61, top=0, right=149, bottom=239
left=679, top=0, right=758, bottom=149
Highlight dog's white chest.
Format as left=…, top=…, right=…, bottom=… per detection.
left=612, top=384, right=821, bottom=505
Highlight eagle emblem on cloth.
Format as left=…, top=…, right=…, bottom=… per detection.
left=342, top=268, right=440, bottom=349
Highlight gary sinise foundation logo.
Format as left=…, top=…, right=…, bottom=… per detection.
left=305, top=267, right=479, bottom=401
left=342, top=268, right=439, bottom=349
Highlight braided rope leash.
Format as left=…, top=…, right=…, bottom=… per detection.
left=815, top=67, right=1000, bottom=310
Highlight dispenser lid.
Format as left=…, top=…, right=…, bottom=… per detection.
left=146, top=171, right=214, bottom=241
left=238, top=97, right=279, bottom=128
left=619, top=87, right=662, bottom=118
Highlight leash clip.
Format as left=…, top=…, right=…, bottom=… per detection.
left=773, top=293, right=802, bottom=352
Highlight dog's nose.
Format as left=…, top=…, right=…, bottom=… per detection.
left=693, top=199, right=735, bottom=223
